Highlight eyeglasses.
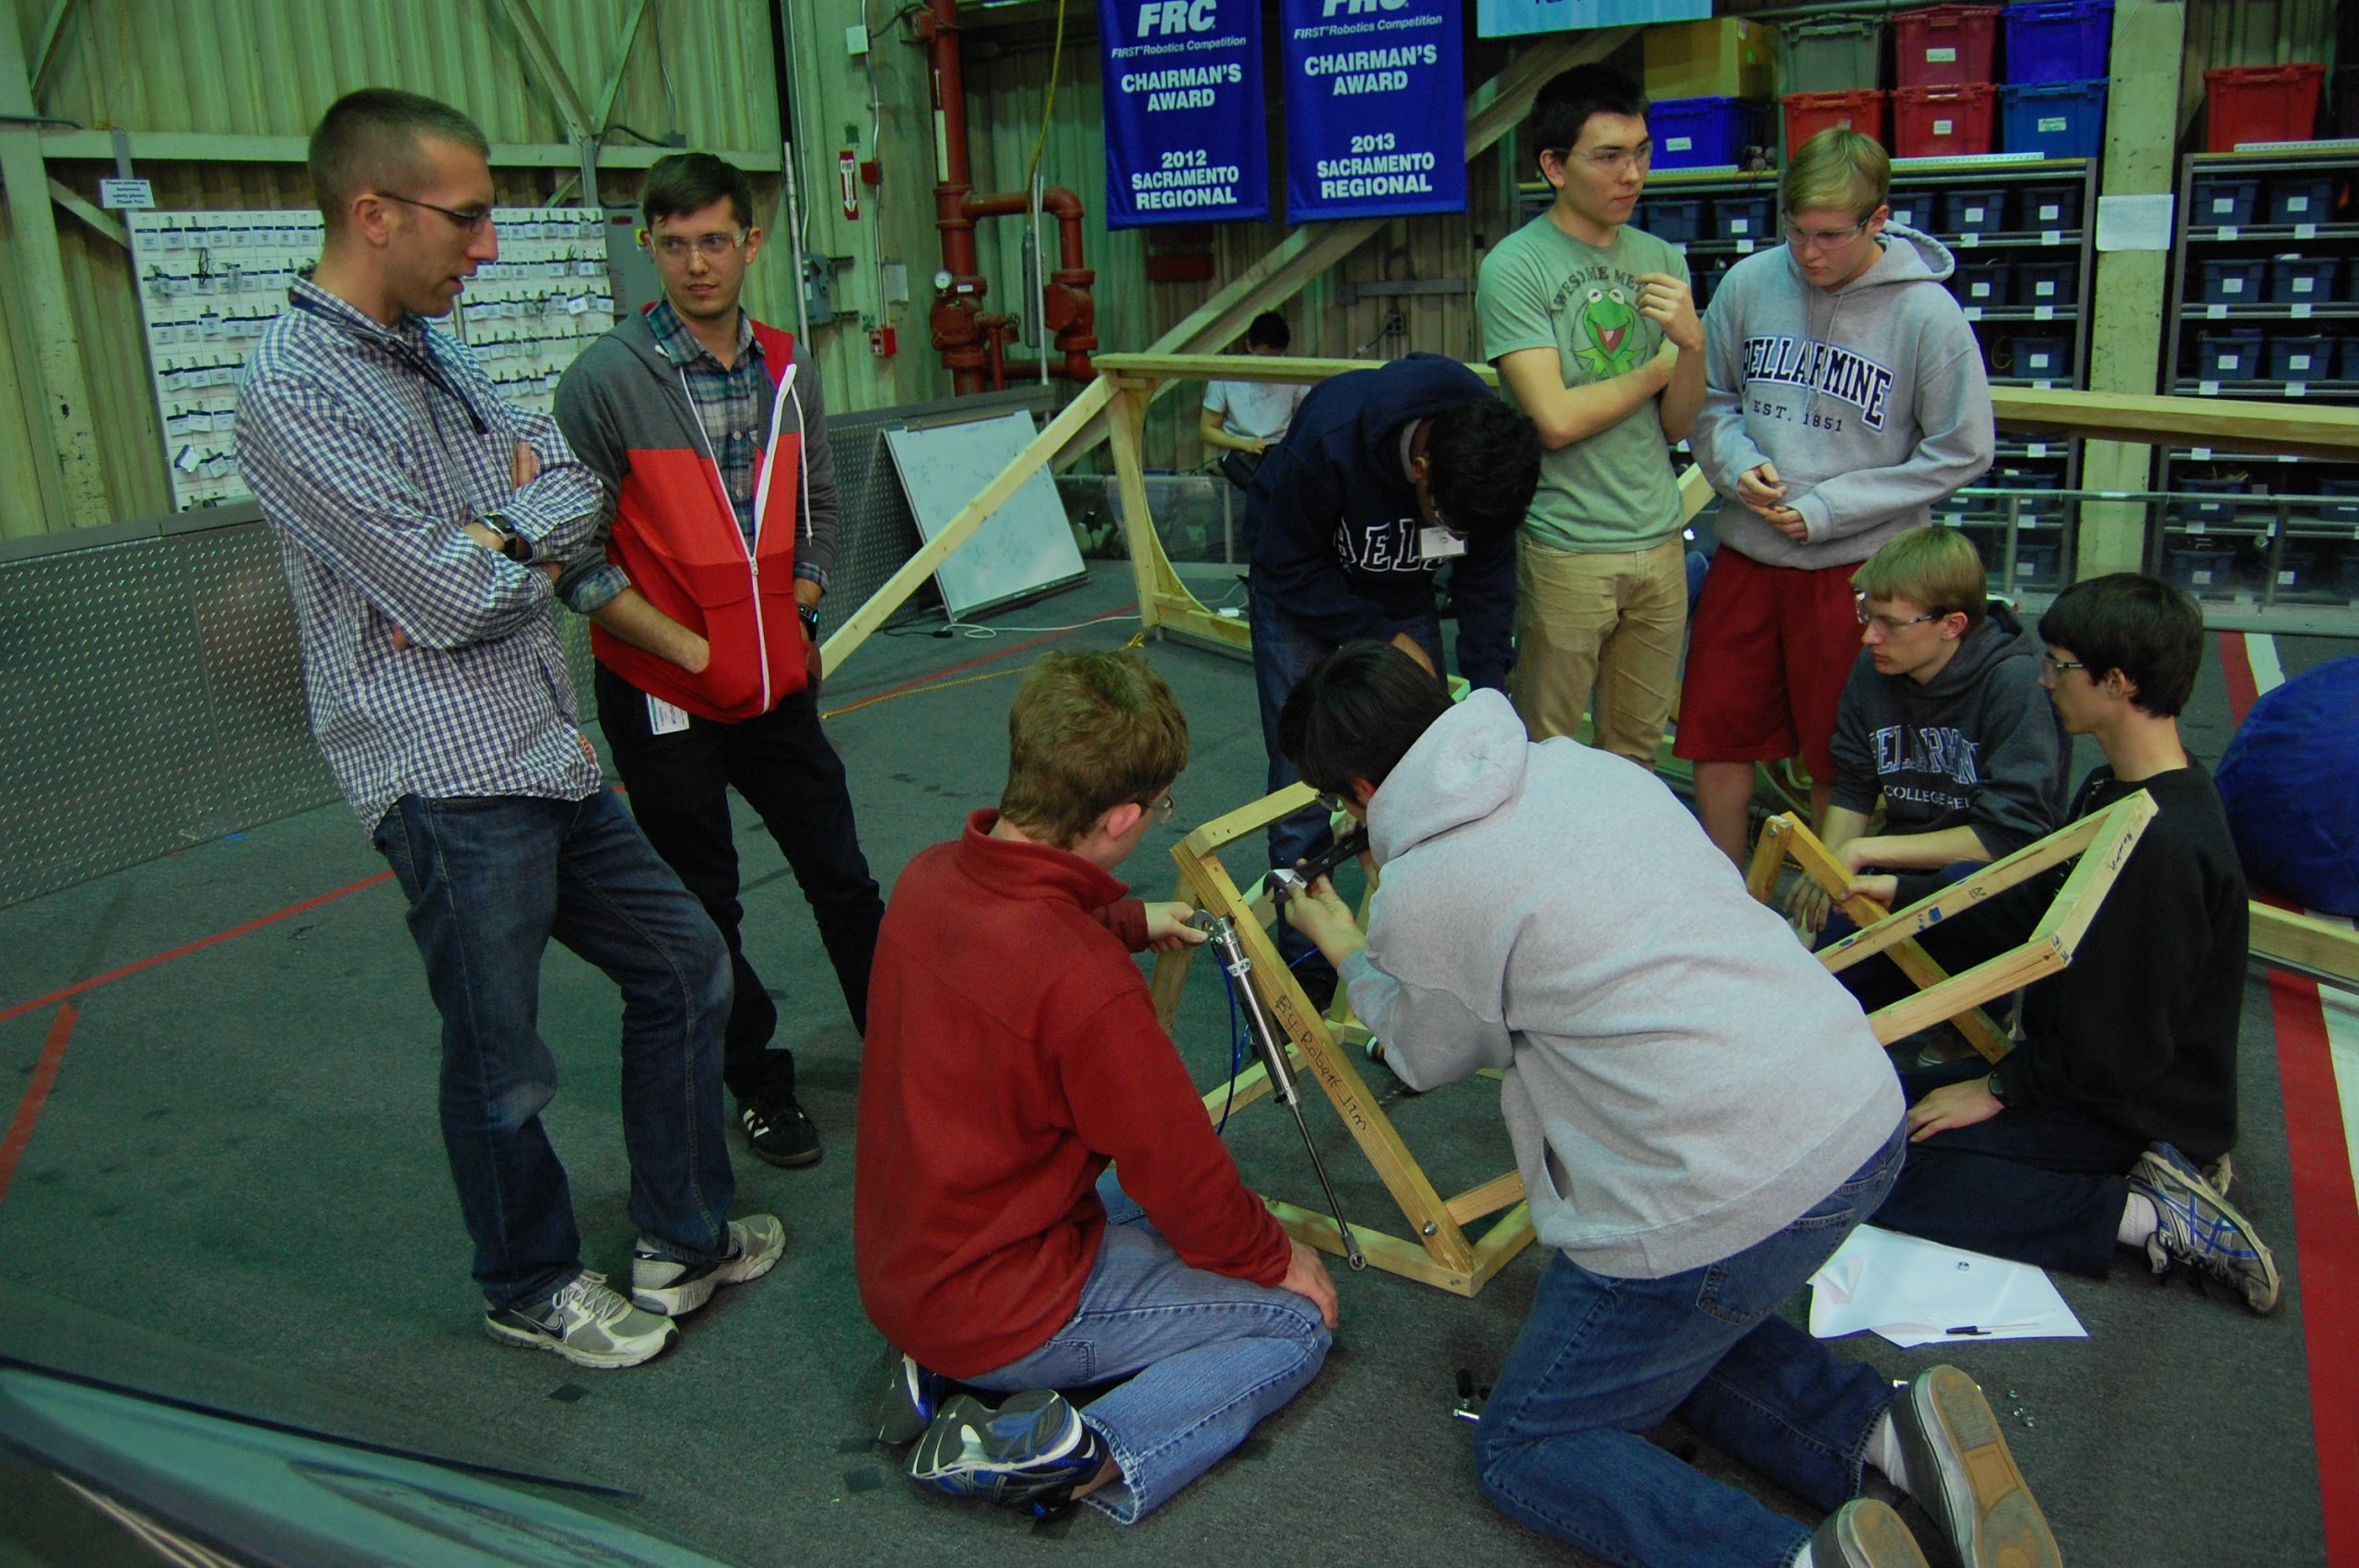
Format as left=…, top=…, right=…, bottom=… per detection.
left=1554, top=144, right=1652, bottom=175
left=1146, top=795, right=1176, bottom=825
left=2036, top=652, right=2087, bottom=679
left=1784, top=216, right=1871, bottom=249
left=648, top=230, right=747, bottom=263
left=1855, top=594, right=1942, bottom=633
left=375, top=192, right=494, bottom=234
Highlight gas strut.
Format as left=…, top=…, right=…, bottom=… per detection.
left=1192, top=911, right=1366, bottom=1270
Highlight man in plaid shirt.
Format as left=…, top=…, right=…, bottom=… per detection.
left=235, top=88, right=780, bottom=1370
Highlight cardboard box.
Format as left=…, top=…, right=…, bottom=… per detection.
left=1645, top=19, right=1774, bottom=103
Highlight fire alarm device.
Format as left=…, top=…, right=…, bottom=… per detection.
left=839, top=149, right=860, bottom=221
left=868, top=324, right=898, bottom=357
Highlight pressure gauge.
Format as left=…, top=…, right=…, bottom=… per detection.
left=933, top=268, right=954, bottom=291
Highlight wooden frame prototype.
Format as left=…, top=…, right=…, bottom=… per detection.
left=1745, top=792, right=2158, bottom=1049
left=1147, top=784, right=1535, bottom=1297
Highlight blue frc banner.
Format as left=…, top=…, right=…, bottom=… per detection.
left=1281, top=0, right=1465, bottom=222
left=1098, top=0, right=1268, bottom=228
left=1475, top=0, right=1707, bottom=38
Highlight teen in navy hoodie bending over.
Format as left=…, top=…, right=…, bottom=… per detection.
left=1242, top=351, right=1539, bottom=1003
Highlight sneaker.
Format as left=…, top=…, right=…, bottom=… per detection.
left=866, top=1343, right=950, bottom=1445
left=741, top=1096, right=822, bottom=1168
left=1811, top=1499, right=1930, bottom=1567
left=484, top=1270, right=675, bottom=1369
left=2130, top=1142, right=2280, bottom=1314
left=2204, top=1151, right=2236, bottom=1199
left=630, top=1214, right=786, bottom=1317
left=907, top=1390, right=1105, bottom=1512
left=1890, top=1364, right=2060, bottom=1568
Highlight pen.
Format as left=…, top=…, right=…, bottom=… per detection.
left=1943, top=1321, right=2041, bottom=1336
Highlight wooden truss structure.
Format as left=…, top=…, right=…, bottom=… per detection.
left=1745, top=791, right=2158, bottom=1049
left=1147, top=784, right=1535, bottom=1297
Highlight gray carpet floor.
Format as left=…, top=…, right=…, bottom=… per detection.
left=0, top=563, right=2336, bottom=1566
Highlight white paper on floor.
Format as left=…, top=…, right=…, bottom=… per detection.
left=1808, top=1224, right=2087, bottom=1348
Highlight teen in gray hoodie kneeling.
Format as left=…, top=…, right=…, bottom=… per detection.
left=1278, top=642, right=2059, bottom=1568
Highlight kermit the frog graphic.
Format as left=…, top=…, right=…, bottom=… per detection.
left=1572, top=285, right=1641, bottom=377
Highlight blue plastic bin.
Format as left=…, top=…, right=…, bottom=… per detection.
left=2268, top=176, right=2333, bottom=225
left=1888, top=193, right=1932, bottom=231
left=2006, top=333, right=2068, bottom=379
left=2321, top=477, right=2359, bottom=525
left=2271, top=257, right=2340, bottom=306
left=2019, top=184, right=2083, bottom=230
left=2271, top=334, right=2332, bottom=382
left=2192, top=177, right=2259, bottom=228
left=2001, top=80, right=2108, bottom=157
left=1713, top=194, right=1777, bottom=241
left=2015, top=259, right=2076, bottom=307
left=2011, top=542, right=2061, bottom=586
left=1955, top=259, right=2013, bottom=307
left=2166, top=547, right=2237, bottom=594
left=2176, top=475, right=2248, bottom=523
left=2341, top=338, right=2359, bottom=380
left=2002, top=2, right=2115, bottom=84
left=2195, top=329, right=2263, bottom=379
left=1942, top=189, right=2011, bottom=235
left=1640, top=196, right=1705, bottom=245
left=1651, top=99, right=1764, bottom=169
left=2198, top=259, right=2267, bottom=305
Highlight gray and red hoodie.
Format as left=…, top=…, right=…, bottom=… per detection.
left=553, top=310, right=839, bottom=722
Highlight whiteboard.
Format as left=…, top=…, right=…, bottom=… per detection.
left=884, top=412, right=1087, bottom=620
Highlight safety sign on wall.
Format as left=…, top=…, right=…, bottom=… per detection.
left=1281, top=0, right=1465, bottom=223
left=1097, top=0, right=1270, bottom=228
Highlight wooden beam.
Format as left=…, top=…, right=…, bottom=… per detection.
left=1445, top=1172, right=1527, bottom=1227
left=46, top=177, right=123, bottom=248
left=486, top=0, right=593, bottom=141
left=0, top=18, right=106, bottom=531
left=1099, top=351, right=1499, bottom=389
left=29, top=0, right=82, bottom=101
left=2249, top=906, right=2359, bottom=992
left=820, top=373, right=1115, bottom=673
left=591, top=0, right=653, bottom=135
left=1989, top=387, right=2359, bottom=463
left=1766, top=813, right=2015, bottom=1062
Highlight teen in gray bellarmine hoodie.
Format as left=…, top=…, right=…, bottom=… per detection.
left=1690, top=223, right=1995, bottom=570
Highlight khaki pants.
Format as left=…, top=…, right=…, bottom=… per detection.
left=1510, top=534, right=1685, bottom=766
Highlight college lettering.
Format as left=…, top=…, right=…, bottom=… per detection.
left=1743, top=335, right=1895, bottom=431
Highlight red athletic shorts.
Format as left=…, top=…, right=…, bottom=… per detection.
left=1673, top=547, right=1863, bottom=781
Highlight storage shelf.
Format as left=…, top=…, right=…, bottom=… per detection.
left=2178, top=304, right=2359, bottom=322
left=2187, top=224, right=2359, bottom=243
left=2169, top=379, right=2359, bottom=395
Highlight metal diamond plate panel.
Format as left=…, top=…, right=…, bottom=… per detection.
left=180, top=525, right=334, bottom=834
left=824, top=387, right=1062, bottom=627
left=0, top=539, right=221, bottom=906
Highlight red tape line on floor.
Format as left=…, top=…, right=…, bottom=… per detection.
left=2221, top=629, right=2359, bottom=1566
left=0, top=871, right=393, bottom=1027
left=0, top=1003, right=78, bottom=1208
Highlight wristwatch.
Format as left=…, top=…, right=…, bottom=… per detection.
left=1985, top=1071, right=2009, bottom=1106
left=485, top=513, right=532, bottom=563
left=797, top=602, right=820, bottom=630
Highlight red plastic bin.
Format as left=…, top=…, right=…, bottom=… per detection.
left=2203, top=64, right=2325, bottom=152
left=1895, top=6, right=2001, bottom=88
left=1895, top=84, right=1999, bottom=157
left=1783, top=90, right=1890, bottom=152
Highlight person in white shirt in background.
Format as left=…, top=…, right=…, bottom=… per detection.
left=1201, top=311, right=1307, bottom=494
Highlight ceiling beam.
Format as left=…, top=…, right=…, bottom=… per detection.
left=485, top=0, right=593, bottom=141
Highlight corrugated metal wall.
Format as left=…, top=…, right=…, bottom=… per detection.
left=2, top=0, right=803, bottom=538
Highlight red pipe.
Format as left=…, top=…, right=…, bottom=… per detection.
left=912, top=0, right=1096, bottom=394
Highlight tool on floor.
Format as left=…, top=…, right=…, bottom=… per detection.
left=1191, top=910, right=1366, bottom=1270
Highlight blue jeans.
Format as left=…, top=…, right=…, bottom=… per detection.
left=963, top=1176, right=1332, bottom=1525
left=1873, top=1059, right=2142, bottom=1279
left=1473, top=1125, right=1907, bottom=1568
left=1250, top=589, right=1441, bottom=993
left=371, top=789, right=737, bottom=1311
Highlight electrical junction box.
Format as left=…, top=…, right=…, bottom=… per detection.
left=603, top=206, right=661, bottom=316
